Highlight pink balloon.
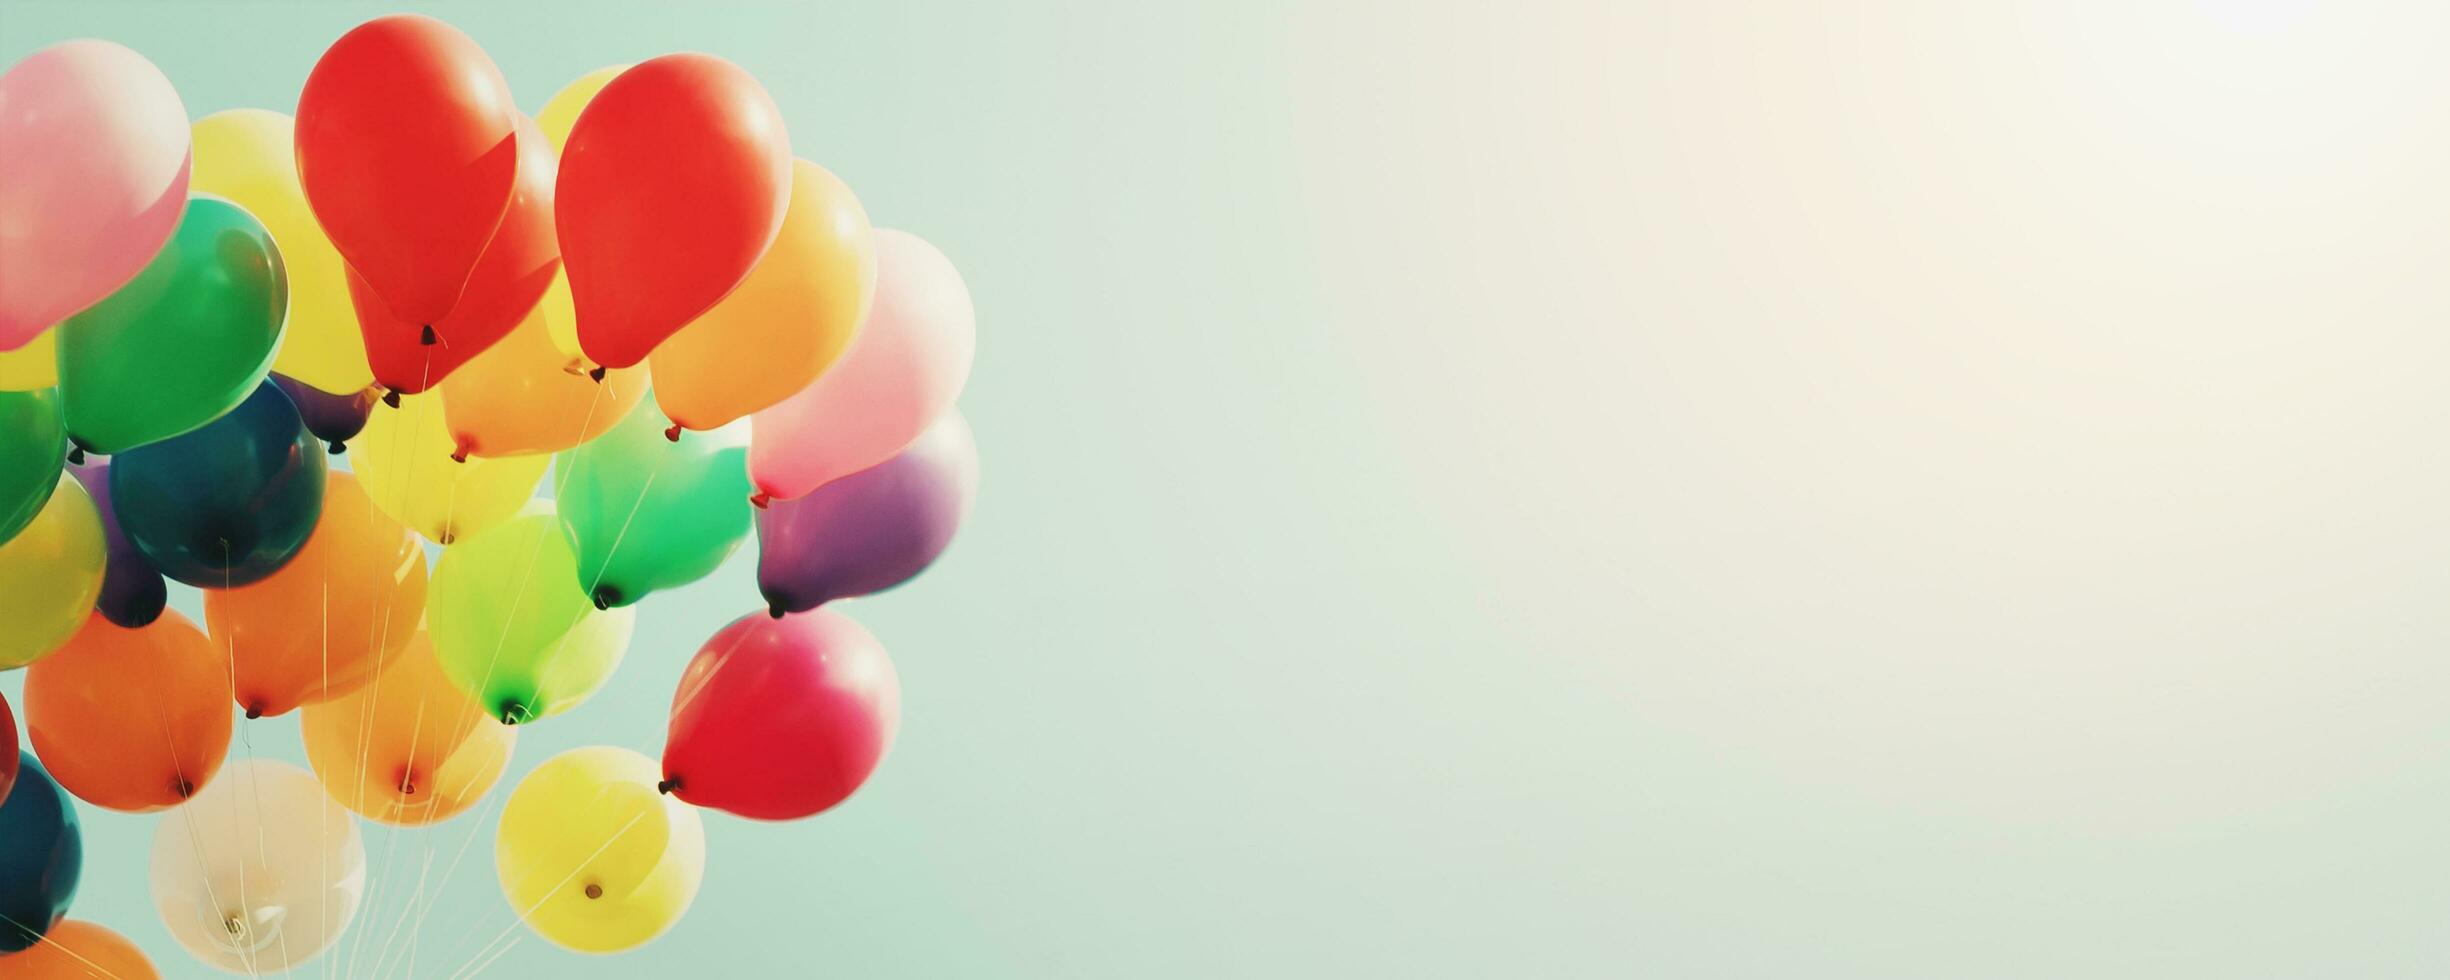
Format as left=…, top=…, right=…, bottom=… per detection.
left=0, top=41, right=191, bottom=350
left=748, top=229, right=974, bottom=504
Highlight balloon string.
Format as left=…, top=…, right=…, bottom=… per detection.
left=158, top=686, right=257, bottom=978
left=0, top=916, right=129, bottom=979
left=360, top=697, right=430, bottom=977
left=222, top=553, right=265, bottom=980
left=457, top=934, right=521, bottom=980
left=394, top=375, right=613, bottom=973
left=443, top=811, right=645, bottom=980
left=336, top=346, right=439, bottom=980
left=342, top=346, right=439, bottom=980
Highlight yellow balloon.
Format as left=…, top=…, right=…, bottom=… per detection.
left=534, top=67, right=629, bottom=370
left=538, top=272, right=589, bottom=370
left=353, top=391, right=547, bottom=544
left=537, top=64, right=629, bottom=153
left=496, top=746, right=703, bottom=954
left=303, top=631, right=516, bottom=825
left=190, top=109, right=372, bottom=395
left=0, top=328, right=57, bottom=390
left=0, top=474, right=103, bottom=669
left=439, top=274, right=647, bottom=459
left=652, top=159, right=875, bottom=431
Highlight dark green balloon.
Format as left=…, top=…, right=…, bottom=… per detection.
left=0, top=387, right=64, bottom=544
left=59, top=195, right=287, bottom=455
left=110, top=379, right=325, bottom=587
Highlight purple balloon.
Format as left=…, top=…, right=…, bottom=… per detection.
left=271, top=373, right=380, bottom=454
left=755, top=412, right=978, bottom=616
left=67, top=459, right=166, bottom=628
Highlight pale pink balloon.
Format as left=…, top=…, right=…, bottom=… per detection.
left=0, top=40, right=192, bottom=350
left=748, top=229, right=975, bottom=504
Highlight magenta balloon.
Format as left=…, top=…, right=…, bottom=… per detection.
left=0, top=41, right=191, bottom=349
left=755, top=412, right=977, bottom=616
left=747, top=229, right=974, bottom=503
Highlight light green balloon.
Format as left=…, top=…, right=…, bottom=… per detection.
left=58, top=196, right=287, bottom=455
left=428, top=502, right=634, bottom=725
left=0, top=387, right=65, bottom=545
left=554, top=389, right=752, bottom=609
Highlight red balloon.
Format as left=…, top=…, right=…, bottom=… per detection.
left=1, top=690, right=17, bottom=803
left=350, top=114, right=560, bottom=394
left=661, top=608, right=900, bottom=820
left=297, top=14, right=519, bottom=326
left=558, top=54, right=791, bottom=369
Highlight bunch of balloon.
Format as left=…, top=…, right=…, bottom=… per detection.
left=3, top=9, right=989, bottom=970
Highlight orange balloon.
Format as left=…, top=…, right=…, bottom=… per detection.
left=303, top=631, right=516, bottom=825
left=24, top=611, right=232, bottom=812
left=205, top=471, right=428, bottom=718
left=0, top=920, right=161, bottom=979
left=439, top=275, right=646, bottom=459
left=652, top=159, right=874, bottom=431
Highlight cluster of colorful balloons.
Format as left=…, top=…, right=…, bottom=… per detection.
left=1, top=13, right=976, bottom=972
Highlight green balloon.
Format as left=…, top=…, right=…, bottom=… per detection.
left=58, top=196, right=287, bottom=455
left=429, top=503, right=634, bottom=725
left=0, top=387, right=65, bottom=544
left=554, top=390, right=752, bottom=609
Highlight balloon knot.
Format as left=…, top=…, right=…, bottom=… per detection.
left=244, top=705, right=262, bottom=720
left=450, top=448, right=469, bottom=464
left=499, top=701, right=527, bottom=725
left=584, top=883, right=604, bottom=900
left=591, top=585, right=619, bottom=610
left=327, top=441, right=347, bottom=455
left=65, top=446, right=85, bottom=465
left=768, top=601, right=787, bottom=619
left=419, top=324, right=438, bottom=345
left=749, top=491, right=772, bottom=509
left=172, top=776, right=195, bottom=799
left=664, top=423, right=683, bottom=442
left=588, top=366, right=607, bottom=383
left=382, top=390, right=402, bottom=409
left=656, top=777, right=679, bottom=795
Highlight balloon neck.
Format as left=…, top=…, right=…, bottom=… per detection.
left=588, top=365, right=607, bottom=383
left=583, top=883, right=604, bottom=900
left=243, top=704, right=262, bottom=720
left=656, top=776, right=680, bottom=795
left=327, top=440, right=347, bottom=455
left=664, top=423, right=683, bottom=442
left=499, top=700, right=530, bottom=726
left=450, top=448, right=469, bottom=464
left=591, top=585, right=621, bottom=610
left=768, top=600, right=787, bottom=619
left=171, top=775, right=195, bottom=799
left=397, top=766, right=420, bottom=796
left=65, top=444, right=86, bottom=466
left=419, top=324, right=438, bottom=346
left=382, top=389, right=402, bottom=409
left=749, top=491, right=772, bottom=509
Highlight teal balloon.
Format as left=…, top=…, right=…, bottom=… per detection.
left=0, top=752, right=81, bottom=954
left=59, top=195, right=287, bottom=455
left=555, top=390, right=751, bottom=609
left=111, top=379, right=325, bottom=587
left=0, top=387, right=64, bottom=544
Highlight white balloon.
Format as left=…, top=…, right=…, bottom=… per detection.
left=150, top=759, right=366, bottom=973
